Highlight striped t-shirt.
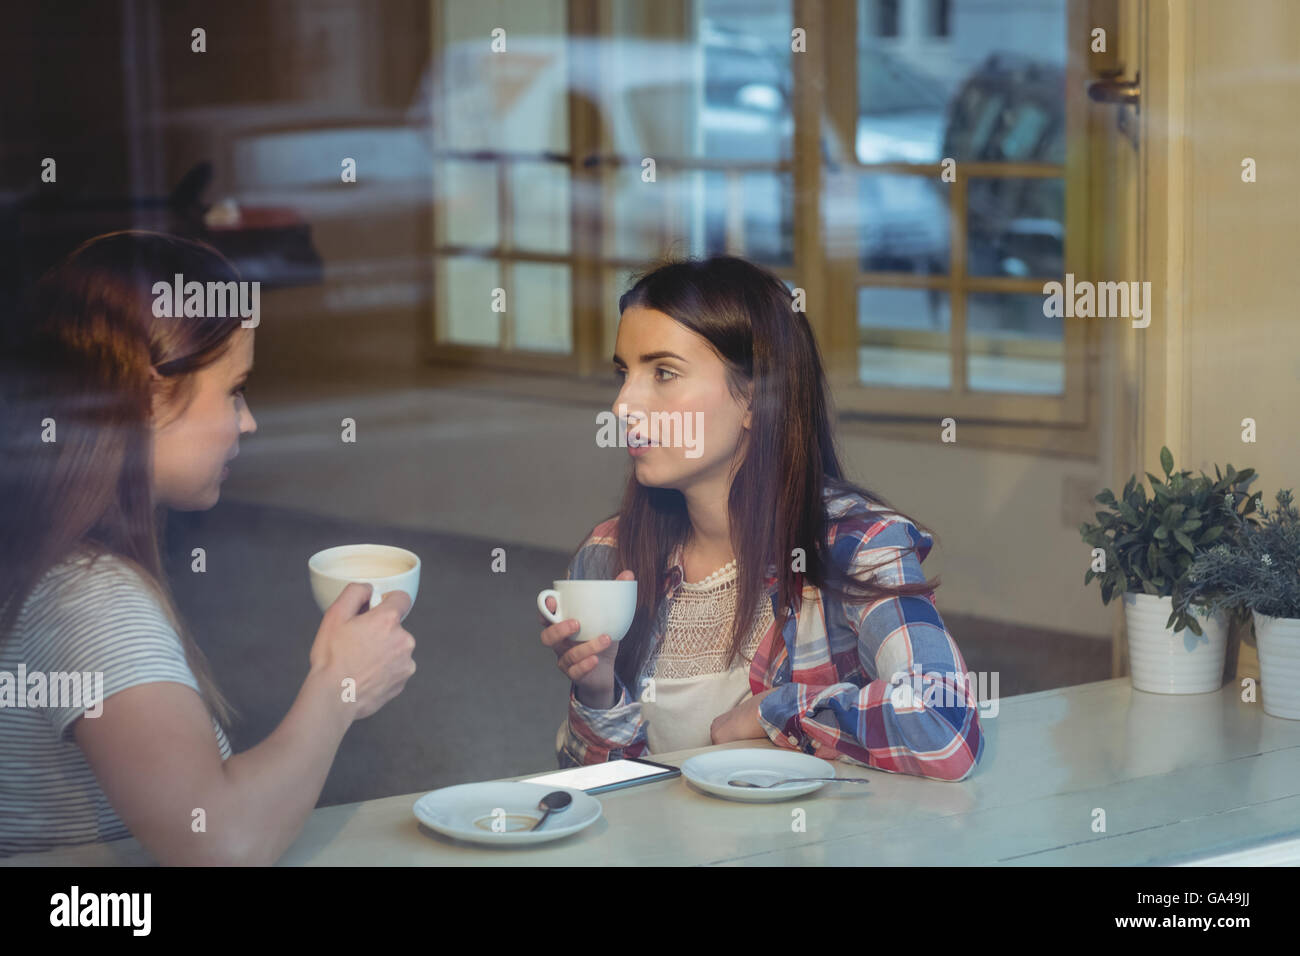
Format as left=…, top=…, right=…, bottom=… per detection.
left=0, top=548, right=231, bottom=857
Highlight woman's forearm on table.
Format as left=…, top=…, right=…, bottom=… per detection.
left=218, top=665, right=355, bottom=865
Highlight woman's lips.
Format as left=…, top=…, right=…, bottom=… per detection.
left=627, top=433, right=657, bottom=457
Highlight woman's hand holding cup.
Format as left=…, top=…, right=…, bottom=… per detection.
left=310, top=582, right=416, bottom=721
left=539, top=570, right=635, bottom=709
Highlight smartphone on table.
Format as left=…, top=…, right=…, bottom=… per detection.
left=519, top=757, right=680, bottom=794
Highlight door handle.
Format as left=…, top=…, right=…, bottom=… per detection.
left=1087, top=74, right=1140, bottom=108
left=1087, top=70, right=1140, bottom=149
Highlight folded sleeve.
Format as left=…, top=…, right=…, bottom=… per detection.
left=553, top=520, right=649, bottom=767
left=757, top=518, right=985, bottom=781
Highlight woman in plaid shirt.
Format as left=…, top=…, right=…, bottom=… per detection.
left=540, top=256, right=985, bottom=781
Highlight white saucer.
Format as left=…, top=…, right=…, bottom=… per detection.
left=413, top=782, right=602, bottom=846
left=681, top=749, right=837, bottom=802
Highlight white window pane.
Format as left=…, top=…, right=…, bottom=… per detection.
left=438, top=0, right=569, bottom=154
left=858, top=287, right=950, bottom=389
left=438, top=257, right=501, bottom=346
left=967, top=292, right=1063, bottom=395
left=513, top=263, right=571, bottom=352
left=437, top=160, right=499, bottom=248
left=855, top=0, right=1066, bottom=165
left=512, top=162, right=570, bottom=254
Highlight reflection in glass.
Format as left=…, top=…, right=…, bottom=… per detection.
left=966, top=176, right=1063, bottom=278
left=511, top=162, right=571, bottom=255
left=603, top=0, right=793, bottom=263
left=605, top=0, right=794, bottom=163
left=941, top=56, right=1066, bottom=163
left=701, top=171, right=794, bottom=266
left=856, top=0, right=1065, bottom=166
left=858, top=287, right=951, bottom=389
left=436, top=0, right=569, bottom=154
left=438, top=257, right=501, bottom=347
left=699, top=4, right=793, bottom=162
left=604, top=267, right=640, bottom=361
left=859, top=174, right=949, bottom=273
left=608, top=168, right=693, bottom=262
left=514, top=264, right=572, bottom=353
left=436, top=160, right=499, bottom=249
left=967, top=292, right=1063, bottom=394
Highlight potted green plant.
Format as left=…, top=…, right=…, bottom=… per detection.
left=1174, top=488, right=1300, bottom=718
left=1080, top=447, right=1257, bottom=694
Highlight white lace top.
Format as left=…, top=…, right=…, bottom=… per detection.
left=640, top=560, right=775, bottom=753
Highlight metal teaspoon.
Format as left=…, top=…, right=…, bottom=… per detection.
left=530, top=790, right=573, bottom=831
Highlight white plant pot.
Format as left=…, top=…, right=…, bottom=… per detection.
left=1252, top=612, right=1300, bottom=720
left=1123, top=592, right=1227, bottom=694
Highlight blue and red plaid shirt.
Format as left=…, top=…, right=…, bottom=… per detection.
left=556, top=486, right=986, bottom=781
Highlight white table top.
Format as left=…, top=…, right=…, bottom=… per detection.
left=6, top=678, right=1300, bottom=866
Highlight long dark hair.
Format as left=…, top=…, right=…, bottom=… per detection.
left=604, top=255, right=941, bottom=691
left=0, top=230, right=242, bottom=727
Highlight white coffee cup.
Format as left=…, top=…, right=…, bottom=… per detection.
left=537, top=579, right=637, bottom=643
left=309, top=544, right=420, bottom=621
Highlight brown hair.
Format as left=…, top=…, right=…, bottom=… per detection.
left=0, top=230, right=242, bottom=727
left=606, top=255, right=941, bottom=691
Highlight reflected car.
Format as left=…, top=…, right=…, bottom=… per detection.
left=942, top=51, right=1066, bottom=278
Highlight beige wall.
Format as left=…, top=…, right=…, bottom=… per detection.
left=1161, top=0, right=1300, bottom=501
left=833, top=434, right=1109, bottom=632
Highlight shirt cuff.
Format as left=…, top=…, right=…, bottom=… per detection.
left=567, top=672, right=643, bottom=751
left=569, top=676, right=629, bottom=718
left=758, top=682, right=808, bottom=750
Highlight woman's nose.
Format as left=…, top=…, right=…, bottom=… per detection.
left=611, top=382, right=632, bottom=419
left=612, top=398, right=646, bottom=431
left=612, top=374, right=647, bottom=417
left=241, top=404, right=257, bottom=435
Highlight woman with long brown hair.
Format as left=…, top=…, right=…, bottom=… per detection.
left=0, top=231, right=416, bottom=861
left=541, top=255, right=984, bottom=780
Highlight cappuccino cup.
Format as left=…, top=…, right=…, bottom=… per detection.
left=309, top=544, right=420, bottom=621
left=537, top=579, right=637, bottom=643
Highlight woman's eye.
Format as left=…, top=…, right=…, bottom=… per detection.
left=232, top=385, right=247, bottom=398
left=612, top=367, right=675, bottom=382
